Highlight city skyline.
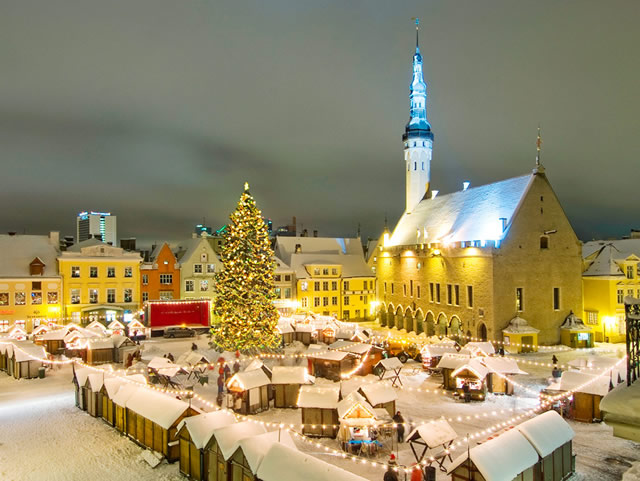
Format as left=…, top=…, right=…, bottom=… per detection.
left=1, top=0, right=638, bottom=245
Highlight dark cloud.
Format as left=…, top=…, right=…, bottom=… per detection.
left=0, top=0, right=638, bottom=245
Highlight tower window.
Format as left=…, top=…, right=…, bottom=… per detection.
left=414, top=162, right=417, bottom=170
left=422, top=162, right=424, bottom=170
left=540, top=236, right=549, bottom=249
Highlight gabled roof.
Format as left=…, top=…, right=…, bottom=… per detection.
left=559, top=370, right=610, bottom=396
left=271, top=366, right=313, bottom=385
left=583, top=244, right=625, bottom=277
left=174, top=237, right=219, bottom=265
left=274, top=237, right=364, bottom=265
left=389, top=173, right=534, bottom=246
left=178, top=410, right=237, bottom=449
left=583, top=238, right=640, bottom=260
left=516, top=411, right=574, bottom=458
left=297, top=385, right=340, bottom=409
left=359, top=382, right=398, bottom=406
left=126, top=389, right=190, bottom=429
left=212, top=421, right=267, bottom=460
left=337, top=391, right=375, bottom=419
left=288, top=254, right=372, bottom=279
left=237, top=430, right=297, bottom=474
left=0, top=234, right=60, bottom=277
left=407, top=418, right=457, bottom=447
left=228, top=369, right=271, bottom=390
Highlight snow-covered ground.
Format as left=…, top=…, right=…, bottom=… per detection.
left=1, top=334, right=638, bottom=480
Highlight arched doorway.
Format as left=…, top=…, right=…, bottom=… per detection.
left=436, top=313, right=448, bottom=337
left=449, top=316, right=462, bottom=341
left=425, top=311, right=435, bottom=337
left=403, top=308, right=414, bottom=333
left=394, top=306, right=403, bottom=330
left=415, top=310, right=424, bottom=334
left=387, top=305, right=395, bottom=329
left=478, top=323, right=488, bottom=341
left=379, top=305, right=388, bottom=327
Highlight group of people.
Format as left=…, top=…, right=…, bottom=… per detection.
left=384, top=454, right=425, bottom=481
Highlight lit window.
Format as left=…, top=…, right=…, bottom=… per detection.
left=71, top=289, right=81, bottom=304
left=142, top=274, right=149, bottom=285
left=47, top=292, right=58, bottom=304
left=89, top=289, right=99, bottom=304
left=90, top=267, right=98, bottom=278
left=284, top=288, right=291, bottom=298
left=0, top=293, right=8, bottom=306
left=30, top=292, right=42, bottom=305
left=124, top=267, right=132, bottom=278
left=207, top=264, right=216, bottom=273
left=107, top=289, right=116, bottom=303
left=71, top=266, right=80, bottom=278
left=108, top=267, right=116, bottom=278
left=124, top=289, right=132, bottom=303
left=186, top=280, right=194, bottom=292
left=194, top=264, right=203, bottom=274
left=300, top=282, right=308, bottom=291
left=159, top=291, right=173, bottom=300
left=200, top=280, right=209, bottom=291
left=15, top=292, right=26, bottom=305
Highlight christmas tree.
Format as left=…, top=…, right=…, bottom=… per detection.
left=211, top=182, right=280, bottom=351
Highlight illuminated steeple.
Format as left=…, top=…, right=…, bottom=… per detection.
left=403, top=18, right=434, bottom=213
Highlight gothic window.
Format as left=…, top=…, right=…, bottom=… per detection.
left=540, top=236, right=549, bottom=249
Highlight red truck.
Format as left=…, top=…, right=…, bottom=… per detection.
left=143, top=299, right=211, bottom=334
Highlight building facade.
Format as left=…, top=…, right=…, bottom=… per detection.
left=176, top=234, right=223, bottom=307
left=140, top=243, right=181, bottom=303
left=0, top=232, right=63, bottom=333
left=58, top=238, right=142, bottom=324
left=374, top=24, right=582, bottom=345
left=582, top=237, right=640, bottom=343
left=273, top=256, right=296, bottom=315
left=76, top=211, right=117, bottom=245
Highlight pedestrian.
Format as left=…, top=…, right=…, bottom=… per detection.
left=167, top=352, right=174, bottom=362
left=233, top=360, right=240, bottom=374
left=552, top=354, right=558, bottom=365
left=410, top=466, right=423, bottom=481
left=393, top=411, right=405, bottom=443
left=224, top=363, right=231, bottom=381
left=191, top=342, right=198, bottom=351
left=384, top=455, right=399, bottom=481
left=217, top=374, right=224, bottom=395
left=462, top=381, right=471, bottom=403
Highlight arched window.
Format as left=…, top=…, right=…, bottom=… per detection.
left=540, top=236, right=549, bottom=249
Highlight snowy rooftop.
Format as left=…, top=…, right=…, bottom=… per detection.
left=87, top=373, right=104, bottom=392
left=502, top=316, right=540, bottom=334
left=0, top=234, right=60, bottom=277
left=583, top=244, right=625, bottom=277
left=74, top=367, right=93, bottom=387
left=559, top=370, right=611, bottom=396
left=359, top=382, right=398, bottom=406
left=126, top=389, right=189, bottom=430
left=436, top=353, right=469, bottom=370
left=39, top=329, right=68, bottom=341
left=228, top=369, right=271, bottom=390
left=600, top=379, right=640, bottom=424
left=257, top=442, right=369, bottom=481
left=86, top=338, right=115, bottom=350
left=421, top=342, right=459, bottom=358
left=289, top=253, right=372, bottom=279
left=176, top=351, right=210, bottom=366
left=375, top=357, right=403, bottom=371
left=297, top=385, right=340, bottom=409
left=407, top=418, right=457, bottom=447
left=312, top=351, right=352, bottom=362
left=13, top=343, right=47, bottom=363
left=271, top=366, right=313, bottom=385
left=337, top=392, right=375, bottom=419
left=463, top=341, right=495, bottom=356
left=177, top=410, right=237, bottom=449
left=112, top=383, right=141, bottom=407
left=212, top=421, right=267, bottom=460
left=451, top=358, right=489, bottom=380
left=274, top=236, right=365, bottom=265
left=583, top=238, right=640, bottom=263
left=516, top=411, right=574, bottom=458
left=103, top=377, right=126, bottom=398
left=237, top=429, right=297, bottom=474
left=389, top=173, right=533, bottom=246
left=482, top=357, right=527, bottom=375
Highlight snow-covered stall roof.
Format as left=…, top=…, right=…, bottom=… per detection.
left=177, top=410, right=237, bottom=449
left=449, top=428, right=539, bottom=480
left=422, top=342, right=459, bottom=358
left=74, top=367, right=93, bottom=387
left=294, top=324, right=314, bottom=333
left=340, top=377, right=368, bottom=397
left=257, top=442, right=369, bottom=481
left=103, top=377, right=126, bottom=398
left=451, top=358, right=489, bottom=380
left=238, top=429, right=297, bottom=474
left=126, top=389, right=189, bottom=430
left=359, top=382, right=398, bottom=406
left=559, top=370, right=610, bottom=396
left=483, top=357, right=527, bottom=375
left=407, top=419, right=457, bottom=447
left=39, top=329, right=69, bottom=341
left=312, top=351, right=352, bottom=362
left=112, top=383, right=141, bottom=407
left=0, top=340, right=30, bottom=357
left=502, top=316, right=540, bottom=334
left=176, top=351, right=210, bottom=366
left=87, top=373, right=104, bottom=393
left=228, top=369, right=271, bottom=391
left=147, top=356, right=182, bottom=377
left=13, top=344, right=47, bottom=362
left=276, top=321, right=294, bottom=335
left=337, top=392, right=375, bottom=420
left=297, top=385, right=340, bottom=409
left=568, top=356, right=627, bottom=381
left=462, top=341, right=495, bottom=356
left=436, top=353, right=469, bottom=370
left=107, top=320, right=125, bottom=331
left=389, top=173, right=533, bottom=246
left=375, top=357, right=403, bottom=371
left=343, top=343, right=377, bottom=356
left=86, top=320, right=107, bottom=332
left=212, top=421, right=266, bottom=460
left=271, top=366, right=313, bottom=385
left=86, top=338, right=115, bottom=350
left=516, top=411, right=574, bottom=458
left=329, top=340, right=355, bottom=350
left=600, top=379, right=640, bottom=424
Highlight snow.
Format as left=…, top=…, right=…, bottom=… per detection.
left=228, top=368, right=271, bottom=390
left=74, top=367, right=93, bottom=388
left=482, top=357, right=527, bottom=375
left=359, top=382, right=398, bottom=405
left=39, top=329, right=68, bottom=341
left=502, top=316, right=540, bottom=334
left=87, top=373, right=104, bottom=393
left=421, top=342, right=459, bottom=358
left=257, top=442, right=369, bottom=481
left=103, top=377, right=126, bottom=398
left=407, top=418, right=457, bottom=447
left=175, top=351, right=210, bottom=366
left=177, top=410, right=237, bottom=449
left=340, top=377, right=368, bottom=397
left=337, top=392, right=375, bottom=419
left=451, top=358, right=489, bottom=380
left=125, top=388, right=189, bottom=430
left=271, top=366, right=313, bottom=385
left=313, top=350, right=352, bottom=361
left=516, top=410, right=574, bottom=458
left=213, top=421, right=267, bottom=460
left=297, top=385, right=340, bottom=409
left=375, top=357, right=404, bottom=371
left=13, top=344, right=47, bottom=362
left=600, top=379, right=640, bottom=424
left=464, top=341, right=495, bottom=356
left=559, top=370, right=610, bottom=396
left=112, top=383, right=140, bottom=407
left=85, top=338, right=115, bottom=350
left=237, top=429, right=297, bottom=473
left=436, top=353, right=469, bottom=370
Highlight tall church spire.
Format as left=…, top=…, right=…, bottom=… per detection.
left=403, top=18, right=434, bottom=213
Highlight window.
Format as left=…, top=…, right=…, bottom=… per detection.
left=160, top=274, right=173, bottom=285
left=207, top=264, right=216, bottom=273
left=71, top=266, right=80, bottom=278
left=142, top=292, right=149, bottom=302
left=0, top=293, right=8, bottom=306
left=300, top=281, right=308, bottom=291
left=107, top=289, right=116, bottom=303
left=391, top=283, right=394, bottom=294
left=363, top=295, right=368, bottom=305
left=344, top=281, right=350, bottom=291
left=331, top=268, right=337, bottom=275
left=142, top=274, right=149, bottom=285
left=313, top=268, right=320, bottom=276
left=301, top=297, right=308, bottom=308
left=124, top=289, right=132, bottom=303
left=344, top=296, right=350, bottom=306
left=0, top=320, right=8, bottom=332
left=429, top=283, right=434, bottom=302
left=586, top=311, right=598, bottom=325
left=194, top=264, right=203, bottom=274
left=617, top=289, right=624, bottom=304
left=200, top=253, right=208, bottom=262
left=343, top=310, right=350, bottom=320
left=124, top=267, right=132, bottom=278
left=403, top=284, right=407, bottom=297
left=323, top=268, right=329, bottom=275
left=275, top=287, right=282, bottom=298
left=384, top=282, right=387, bottom=294
left=323, top=297, right=329, bottom=306
left=314, top=281, right=321, bottom=291
left=200, top=280, right=209, bottom=291
left=410, top=280, right=414, bottom=297
left=447, top=284, right=452, bottom=305
left=553, top=288, right=561, bottom=310
left=89, top=289, right=98, bottom=304
left=617, top=315, right=626, bottom=335
left=159, top=291, right=173, bottom=300
left=284, top=288, right=291, bottom=298
left=436, top=284, right=441, bottom=303
left=185, top=280, right=194, bottom=292
left=323, top=281, right=329, bottom=291
left=71, top=289, right=81, bottom=304
left=355, top=309, right=361, bottom=318
left=274, top=275, right=281, bottom=282
left=31, top=291, right=42, bottom=305
left=454, top=285, right=460, bottom=306
left=107, top=267, right=116, bottom=278
left=15, top=292, right=26, bottom=305
left=314, top=297, right=321, bottom=307
left=331, top=296, right=338, bottom=306
left=32, top=281, right=42, bottom=290
left=540, top=236, right=549, bottom=249
left=417, top=285, right=421, bottom=299
left=467, top=286, right=474, bottom=308
left=516, top=288, right=524, bottom=311
left=332, top=281, right=337, bottom=291
left=627, top=265, right=634, bottom=279
left=285, top=275, right=291, bottom=282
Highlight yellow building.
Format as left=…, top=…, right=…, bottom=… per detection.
left=582, top=237, right=640, bottom=343
left=274, top=237, right=375, bottom=321
left=58, top=238, right=142, bottom=325
left=0, top=232, right=63, bottom=333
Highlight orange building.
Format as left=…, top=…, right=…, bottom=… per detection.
left=140, top=243, right=181, bottom=303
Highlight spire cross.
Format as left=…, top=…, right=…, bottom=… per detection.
left=536, top=125, right=542, bottom=166
left=414, top=17, right=420, bottom=49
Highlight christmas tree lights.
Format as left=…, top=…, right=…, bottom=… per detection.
left=210, top=183, right=280, bottom=351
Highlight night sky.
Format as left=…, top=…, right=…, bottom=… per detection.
left=1, top=1, right=638, bottom=246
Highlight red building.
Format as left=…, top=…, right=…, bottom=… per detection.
left=140, top=243, right=180, bottom=303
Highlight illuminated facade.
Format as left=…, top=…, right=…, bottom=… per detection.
left=175, top=233, right=222, bottom=307
left=76, top=211, right=117, bottom=245
left=58, top=238, right=142, bottom=324
left=273, top=256, right=296, bottom=315
left=374, top=22, right=583, bottom=345
left=0, top=232, right=62, bottom=333
left=140, top=243, right=181, bottom=303
left=582, top=237, right=640, bottom=343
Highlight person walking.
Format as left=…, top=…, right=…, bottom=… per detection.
left=383, top=455, right=399, bottom=481
left=410, top=466, right=423, bottom=481
left=393, top=411, right=405, bottom=443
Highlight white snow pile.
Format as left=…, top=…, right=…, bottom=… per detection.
left=177, top=410, right=237, bottom=449
left=237, top=429, right=297, bottom=473
left=624, top=462, right=640, bottom=481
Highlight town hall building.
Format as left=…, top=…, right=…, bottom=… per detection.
left=373, top=22, right=583, bottom=345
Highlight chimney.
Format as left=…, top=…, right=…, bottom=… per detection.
left=313, top=230, right=318, bottom=238
left=302, top=229, right=308, bottom=237
left=463, top=181, right=470, bottom=191
left=295, top=244, right=301, bottom=253
left=49, top=231, right=60, bottom=247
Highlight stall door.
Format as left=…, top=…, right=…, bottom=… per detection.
left=153, top=424, right=163, bottom=453
left=189, top=443, right=200, bottom=480
left=275, top=386, right=284, bottom=407
left=260, top=386, right=269, bottom=411
left=285, top=384, right=298, bottom=407
left=179, top=439, right=191, bottom=476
